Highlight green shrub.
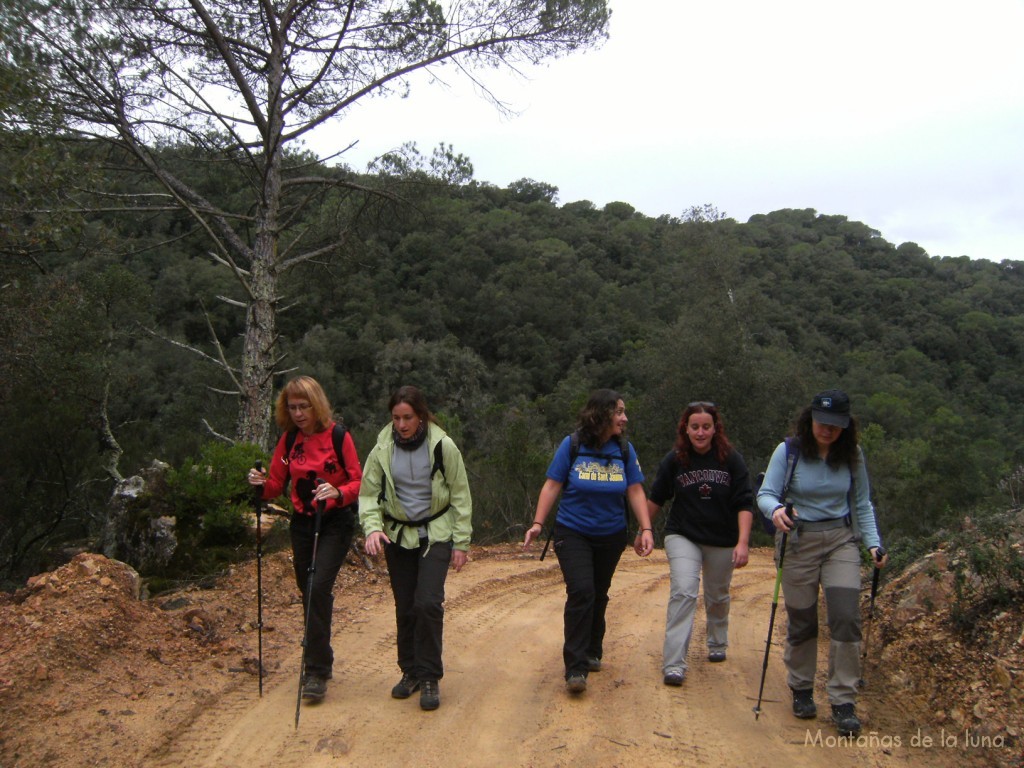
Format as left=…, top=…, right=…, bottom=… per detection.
left=146, top=441, right=270, bottom=588
left=946, top=508, right=1024, bottom=629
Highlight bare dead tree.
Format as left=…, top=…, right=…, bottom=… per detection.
left=8, top=0, right=610, bottom=449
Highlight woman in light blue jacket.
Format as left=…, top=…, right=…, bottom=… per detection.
left=757, top=389, right=887, bottom=738
left=360, top=385, right=472, bottom=712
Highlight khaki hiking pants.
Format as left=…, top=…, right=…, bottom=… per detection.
left=778, top=526, right=862, bottom=706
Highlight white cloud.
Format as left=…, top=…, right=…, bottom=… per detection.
left=311, top=0, right=1024, bottom=262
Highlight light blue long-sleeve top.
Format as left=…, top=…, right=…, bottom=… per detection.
left=756, top=441, right=882, bottom=550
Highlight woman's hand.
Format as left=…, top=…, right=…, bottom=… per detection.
left=451, top=549, right=468, bottom=572
left=364, top=530, right=391, bottom=556
left=732, top=541, right=750, bottom=568
left=313, top=482, right=340, bottom=504
left=869, top=547, right=889, bottom=568
left=522, top=522, right=543, bottom=550
left=634, top=529, right=654, bottom=557
left=771, top=504, right=797, bottom=533
left=247, top=466, right=266, bottom=487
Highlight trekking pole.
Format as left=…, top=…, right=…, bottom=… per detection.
left=252, top=460, right=265, bottom=698
left=295, top=479, right=326, bottom=730
left=858, top=546, right=887, bottom=688
left=540, top=523, right=554, bottom=561
left=754, top=522, right=789, bottom=719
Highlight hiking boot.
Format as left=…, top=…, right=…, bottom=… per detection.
left=419, top=679, right=440, bottom=711
left=707, top=650, right=727, bottom=663
left=663, top=670, right=685, bottom=687
left=586, top=656, right=602, bottom=672
left=301, top=674, right=327, bottom=702
left=791, top=688, right=816, bottom=719
left=566, top=674, right=587, bottom=694
left=832, top=703, right=861, bottom=736
left=391, top=672, right=420, bottom=699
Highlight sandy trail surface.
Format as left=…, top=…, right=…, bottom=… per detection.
left=136, top=548, right=957, bottom=768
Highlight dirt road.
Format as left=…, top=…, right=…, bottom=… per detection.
left=138, top=548, right=959, bottom=768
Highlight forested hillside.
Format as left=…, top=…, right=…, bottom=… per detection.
left=3, top=141, right=1023, bottom=587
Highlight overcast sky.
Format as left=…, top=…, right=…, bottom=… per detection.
left=311, top=0, right=1024, bottom=264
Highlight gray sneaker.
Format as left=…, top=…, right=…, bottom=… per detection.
left=586, top=656, right=602, bottom=672
left=301, top=675, right=327, bottom=702
left=663, top=670, right=685, bottom=687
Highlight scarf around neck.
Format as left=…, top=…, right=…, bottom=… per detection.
left=393, top=421, right=428, bottom=450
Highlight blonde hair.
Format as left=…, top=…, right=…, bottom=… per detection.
left=273, top=376, right=333, bottom=433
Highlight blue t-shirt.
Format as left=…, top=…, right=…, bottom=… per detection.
left=546, top=434, right=644, bottom=536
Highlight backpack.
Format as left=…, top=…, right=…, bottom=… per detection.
left=282, top=422, right=352, bottom=496
left=753, top=437, right=800, bottom=535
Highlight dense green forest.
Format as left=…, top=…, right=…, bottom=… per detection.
left=3, top=134, right=1023, bottom=588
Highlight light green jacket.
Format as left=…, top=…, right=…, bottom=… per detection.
left=358, top=422, right=472, bottom=551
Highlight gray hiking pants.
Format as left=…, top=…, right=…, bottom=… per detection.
left=779, top=525, right=862, bottom=706
left=662, top=534, right=734, bottom=674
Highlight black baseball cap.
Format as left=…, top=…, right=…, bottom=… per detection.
left=811, top=389, right=851, bottom=428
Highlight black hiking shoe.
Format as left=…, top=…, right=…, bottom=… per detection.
left=832, top=703, right=861, bottom=736
left=566, top=674, right=587, bottom=694
left=391, top=672, right=420, bottom=699
left=301, top=674, right=327, bottom=702
left=586, top=656, right=602, bottom=672
left=791, top=688, right=816, bottom=719
left=419, top=680, right=440, bottom=711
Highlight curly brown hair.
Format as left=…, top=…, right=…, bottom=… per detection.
left=674, top=403, right=733, bottom=467
left=576, top=389, right=624, bottom=449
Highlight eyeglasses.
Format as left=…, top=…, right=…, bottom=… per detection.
left=688, top=401, right=716, bottom=409
left=287, top=403, right=313, bottom=412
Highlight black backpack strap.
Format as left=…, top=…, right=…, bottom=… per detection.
left=284, top=428, right=299, bottom=460
left=383, top=504, right=452, bottom=530
left=779, top=436, right=800, bottom=502
left=569, top=430, right=581, bottom=466
left=281, top=429, right=299, bottom=494
left=331, top=422, right=348, bottom=476
left=431, top=439, right=445, bottom=480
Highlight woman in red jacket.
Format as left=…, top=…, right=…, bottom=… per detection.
left=247, top=376, right=362, bottom=703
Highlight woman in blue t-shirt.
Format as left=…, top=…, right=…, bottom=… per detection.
left=523, top=389, right=654, bottom=695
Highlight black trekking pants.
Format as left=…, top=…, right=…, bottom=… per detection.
left=553, top=524, right=628, bottom=679
left=290, top=507, right=356, bottom=679
left=385, top=539, right=453, bottom=682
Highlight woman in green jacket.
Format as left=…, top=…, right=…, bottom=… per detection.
left=359, top=385, right=472, bottom=712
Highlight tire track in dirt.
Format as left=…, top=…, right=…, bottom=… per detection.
left=144, top=550, right=962, bottom=768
